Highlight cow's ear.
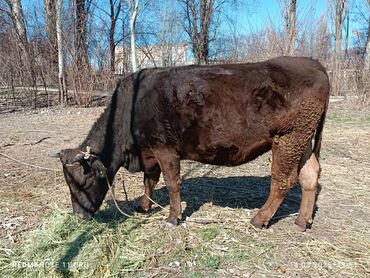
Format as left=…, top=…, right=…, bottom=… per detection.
left=72, top=153, right=85, bottom=163
left=49, top=149, right=67, bottom=159
left=91, top=160, right=107, bottom=178
left=48, top=152, right=61, bottom=158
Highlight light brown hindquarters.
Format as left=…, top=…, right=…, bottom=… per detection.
left=296, top=142, right=320, bottom=230
left=251, top=99, right=324, bottom=230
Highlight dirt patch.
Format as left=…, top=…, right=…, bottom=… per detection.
left=0, top=102, right=369, bottom=276
left=0, top=108, right=104, bottom=241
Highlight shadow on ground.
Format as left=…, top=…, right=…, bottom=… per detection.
left=56, top=174, right=321, bottom=276
left=98, top=174, right=322, bottom=225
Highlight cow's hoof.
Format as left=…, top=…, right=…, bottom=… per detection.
left=165, top=219, right=179, bottom=229
left=294, top=217, right=311, bottom=232
left=166, top=217, right=179, bottom=228
left=136, top=206, right=150, bottom=214
left=250, top=215, right=266, bottom=229
left=165, top=222, right=176, bottom=229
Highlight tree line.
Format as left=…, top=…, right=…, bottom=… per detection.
left=0, top=0, right=369, bottom=108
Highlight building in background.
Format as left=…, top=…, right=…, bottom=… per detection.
left=115, top=43, right=191, bottom=75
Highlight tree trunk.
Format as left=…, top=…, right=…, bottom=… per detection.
left=10, top=66, right=15, bottom=107
left=109, top=34, right=116, bottom=73
left=5, top=0, right=38, bottom=107
left=334, top=0, right=345, bottom=95
left=109, top=0, right=122, bottom=73
left=344, top=1, right=350, bottom=58
left=128, top=0, right=139, bottom=72
left=285, top=0, right=297, bottom=55
left=190, top=0, right=200, bottom=64
left=5, top=0, right=27, bottom=47
left=160, top=0, right=168, bottom=67
left=361, top=3, right=370, bottom=89
left=199, top=0, right=214, bottom=64
left=44, top=0, right=58, bottom=76
left=109, top=0, right=116, bottom=73
left=75, top=0, right=89, bottom=68
left=56, top=0, right=67, bottom=105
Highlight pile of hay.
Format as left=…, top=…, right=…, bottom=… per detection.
left=1, top=206, right=156, bottom=277
left=1, top=201, right=369, bottom=277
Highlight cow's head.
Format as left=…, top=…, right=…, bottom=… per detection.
left=51, top=148, right=108, bottom=220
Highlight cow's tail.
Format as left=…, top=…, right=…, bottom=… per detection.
left=312, top=97, right=329, bottom=161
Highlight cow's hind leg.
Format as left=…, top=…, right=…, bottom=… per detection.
left=295, top=143, right=320, bottom=231
left=251, top=99, right=324, bottom=229
left=152, top=147, right=181, bottom=226
left=137, top=164, right=161, bottom=213
left=250, top=138, right=299, bottom=229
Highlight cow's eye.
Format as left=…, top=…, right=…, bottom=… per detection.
left=81, top=161, right=92, bottom=175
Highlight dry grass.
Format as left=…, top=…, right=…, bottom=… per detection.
left=0, top=102, right=369, bottom=277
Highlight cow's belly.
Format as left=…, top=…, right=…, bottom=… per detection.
left=181, top=137, right=272, bottom=166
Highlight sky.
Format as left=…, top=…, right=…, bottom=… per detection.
left=221, top=0, right=368, bottom=46
left=20, top=0, right=331, bottom=33
left=251, top=0, right=327, bottom=27
left=19, top=0, right=368, bottom=47
left=222, top=0, right=329, bottom=35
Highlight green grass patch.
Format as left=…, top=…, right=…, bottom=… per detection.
left=326, top=113, right=370, bottom=124
left=203, top=255, right=222, bottom=269
left=196, top=227, right=220, bottom=241
left=0, top=209, right=227, bottom=277
left=1, top=205, right=368, bottom=277
left=0, top=208, right=148, bottom=277
left=0, top=90, right=12, bottom=96
left=187, top=271, right=204, bottom=278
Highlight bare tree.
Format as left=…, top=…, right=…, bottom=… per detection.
left=4, top=0, right=38, bottom=107
left=109, top=0, right=122, bottom=73
left=44, top=0, right=58, bottom=72
left=159, top=0, right=171, bottom=67
left=74, top=0, right=90, bottom=68
left=362, top=0, right=370, bottom=81
left=335, top=0, right=345, bottom=63
left=4, top=0, right=27, bottom=48
left=156, top=0, right=185, bottom=67
left=284, top=0, right=297, bottom=55
left=334, top=0, right=345, bottom=95
left=178, top=0, right=222, bottom=65
left=313, top=16, right=331, bottom=63
left=127, top=0, right=139, bottom=71
left=56, top=0, right=67, bottom=105
left=343, top=0, right=350, bottom=57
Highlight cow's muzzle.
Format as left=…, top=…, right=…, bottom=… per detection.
left=74, top=209, right=93, bottom=220
left=72, top=202, right=94, bottom=220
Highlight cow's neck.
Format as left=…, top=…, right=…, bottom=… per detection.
left=79, top=84, right=140, bottom=178
left=79, top=104, right=124, bottom=178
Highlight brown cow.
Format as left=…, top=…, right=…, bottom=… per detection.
left=54, top=56, right=330, bottom=231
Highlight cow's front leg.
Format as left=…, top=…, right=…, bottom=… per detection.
left=152, top=147, right=181, bottom=226
left=137, top=164, right=161, bottom=213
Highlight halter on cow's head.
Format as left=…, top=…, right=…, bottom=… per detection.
left=50, top=146, right=108, bottom=220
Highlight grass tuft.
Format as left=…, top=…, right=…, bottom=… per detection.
left=0, top=207, right=148, bottom=277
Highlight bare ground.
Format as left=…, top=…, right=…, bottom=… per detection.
left=0, top=101, right=369, bottom=277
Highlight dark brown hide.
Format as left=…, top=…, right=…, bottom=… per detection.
left=58, top=56, right=330, bottom=230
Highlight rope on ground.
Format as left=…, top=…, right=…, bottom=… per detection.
left=105, top=176, right=165, bottom=221
left=0, top=152, right=60, bottom=172
left=143, top=193, right=166, bottom=210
